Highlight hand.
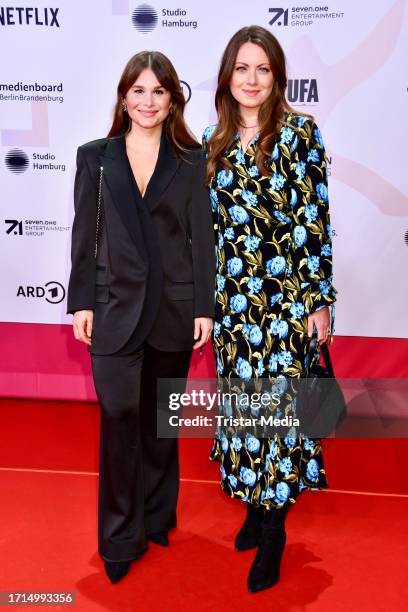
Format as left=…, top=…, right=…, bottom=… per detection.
left=307, top=306, right=331, bottom=345
left=193, top=317, right=213, bottom=350
left=73, top=310, right=93, bottom=345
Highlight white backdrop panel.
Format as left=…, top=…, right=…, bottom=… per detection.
left=0, top=0, right=407, bottom=337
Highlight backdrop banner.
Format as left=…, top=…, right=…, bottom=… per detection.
left=0, top=0, right=407, bottom=339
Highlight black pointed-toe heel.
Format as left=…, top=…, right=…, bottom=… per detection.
left=147, top=531, right=169, bottom=547
left=235, top=504, right=264, bottom=552
left=247, top=504, right=290, bottom=593
left=104, top=560, right=132, bottom=584
left=247, top=528, right=286, bottom=593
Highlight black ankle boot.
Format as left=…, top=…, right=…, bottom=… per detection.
left=235, top=504, right=264, bottom=551
left=104, top=560, right=132, bottom=584
left=247, top=505, right=289, bottom=593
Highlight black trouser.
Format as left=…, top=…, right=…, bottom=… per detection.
left=91, top=343, right=192, bottom=562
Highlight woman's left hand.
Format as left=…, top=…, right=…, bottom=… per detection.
left=193, top=317, right=213, bottom=350
left=307, top=306, right=331, bottom=345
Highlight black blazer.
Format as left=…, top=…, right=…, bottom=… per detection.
left=67, top=134, right=215, bottom=355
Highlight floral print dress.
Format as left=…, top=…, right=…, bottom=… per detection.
left=202, top=113, right=337, bottom=509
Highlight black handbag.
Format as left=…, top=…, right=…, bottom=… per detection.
left=297, top=339, right=347, bottom=438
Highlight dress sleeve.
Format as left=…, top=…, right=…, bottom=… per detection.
left=289, top=120, right=337, bottom=315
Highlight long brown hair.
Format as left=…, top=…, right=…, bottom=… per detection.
left=206, top=26, right=297, bottom=180
left=108, top=51, right=198, bottom=152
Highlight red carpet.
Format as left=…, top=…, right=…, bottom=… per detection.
left=1, top=399, right=408, bottom=610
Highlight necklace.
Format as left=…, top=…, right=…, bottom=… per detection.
left=239, top=123, right=259, bottom=129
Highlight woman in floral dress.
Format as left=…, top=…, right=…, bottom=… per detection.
left=203, top=26, right=336, bottom=593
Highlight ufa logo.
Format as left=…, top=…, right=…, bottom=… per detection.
left=287, top=79, right=319, bottom=104
left=132, top=4, right=158, bottom=33
left=5, top=149, right=29, bottom=174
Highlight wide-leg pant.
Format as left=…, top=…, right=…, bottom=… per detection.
left=91, top=343, right=192, bottom=562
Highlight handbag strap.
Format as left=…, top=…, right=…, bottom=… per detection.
left=94, top=166, right=103, bottom=259
left=309, top=338, right=335, bottom=377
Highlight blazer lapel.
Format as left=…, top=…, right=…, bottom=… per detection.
left=101, top=136, right=147, bottom=261
left=144, top=134, right=180, bottom=212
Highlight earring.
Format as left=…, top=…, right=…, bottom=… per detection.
left=169, top=104, right=174, bottom=114
left=122, top=101, right=127, bottom=113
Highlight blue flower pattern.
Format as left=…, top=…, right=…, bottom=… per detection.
left=203, top=114, right=334, bottom=508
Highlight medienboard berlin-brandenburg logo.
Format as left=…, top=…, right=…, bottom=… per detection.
left=132, top=4, right=158, bottom=33
left=5, top=149, right=29, bottom=174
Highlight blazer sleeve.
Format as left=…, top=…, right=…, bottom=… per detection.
left=190, top=151, right=216, bottom=318
left=290, top=120, right=337, bottom=315
left=66, top=147, right=98, bottom=314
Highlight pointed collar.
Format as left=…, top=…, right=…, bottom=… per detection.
left=102, top=133, right=180, bottom=211
left=227, top=130, right=260, bottom=157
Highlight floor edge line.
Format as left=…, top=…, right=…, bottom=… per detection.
left=0, top=467, right=407, bottom=498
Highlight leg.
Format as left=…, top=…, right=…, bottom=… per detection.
left=139, top=343, right=192, bottom=539
left=248, top=503, right=291, bottom=593
left=235, top=503, right=265, bottom=552
left=92, top=348, right=147, bottom=562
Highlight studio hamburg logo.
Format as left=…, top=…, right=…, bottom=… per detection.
left=132, top=4, right=158, bottom=33
left=5, top=149, right=29, bottom=174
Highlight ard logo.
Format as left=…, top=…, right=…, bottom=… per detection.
left=17, top=281, right=65, bottom=304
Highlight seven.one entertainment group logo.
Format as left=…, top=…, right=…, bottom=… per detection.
left=5, top=219, right=70, bottom=238
left=131, top=4, right=198, bottom=32
left=268, top=6, right=345, bottom=28
left=16, top=281, right=66, bottom=304
left=4, top=149, right=66, bottom=173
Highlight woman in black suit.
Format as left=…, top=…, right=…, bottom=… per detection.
left=67, top=51, right=215, bottom=584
